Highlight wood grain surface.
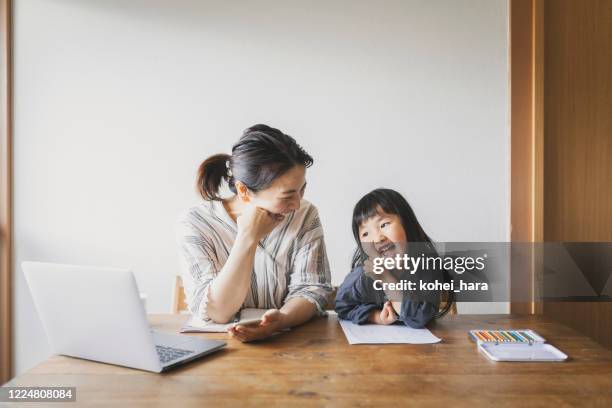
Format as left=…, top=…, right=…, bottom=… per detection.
left=5, top=313, right=612, bottom=407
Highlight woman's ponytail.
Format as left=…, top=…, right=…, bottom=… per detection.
left=197, top=153, right=231, bottom=201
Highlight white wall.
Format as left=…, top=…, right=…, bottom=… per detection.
left=13, top=0, right=509, bottom=376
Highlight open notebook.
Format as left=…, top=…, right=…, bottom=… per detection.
left=180, top=308, right=267, bottom=333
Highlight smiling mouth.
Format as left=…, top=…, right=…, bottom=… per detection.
left=378, top=243, right=395, bottom=256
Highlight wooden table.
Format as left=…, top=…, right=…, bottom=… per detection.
left=5, top=313, right=612, bottom=407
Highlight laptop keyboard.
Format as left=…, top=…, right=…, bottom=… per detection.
left=155, top=345, right=194, bottom=364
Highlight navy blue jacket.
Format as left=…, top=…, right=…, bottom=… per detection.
left=335, top=265, right=439, bottom=328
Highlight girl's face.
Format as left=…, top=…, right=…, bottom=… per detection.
left=358, top=209, right=408, bottom=258
left=238, top=165, right=307, bottom=215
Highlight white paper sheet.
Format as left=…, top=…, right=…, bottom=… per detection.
left=339, top=320, right=441, bottom=344
left=180, top=308, right=266, bottom=333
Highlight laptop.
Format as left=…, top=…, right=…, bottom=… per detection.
left=22, top=261, right=226, bottom=373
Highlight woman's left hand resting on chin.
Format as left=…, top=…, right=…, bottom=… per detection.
left=227, top=297, right=318, bottom=342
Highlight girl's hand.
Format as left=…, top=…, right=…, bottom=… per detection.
left=369, top=301, right=398, bottom=325
left=237, top=205, right=284, bottom=243
left=363, top=258, right=376, bottom=277
left=363, top=257, right=392, bottom=278
left=362, top=243, right=384, bottom=277
left=227, top=309, right=284, bottom=342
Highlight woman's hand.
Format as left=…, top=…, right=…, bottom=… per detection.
left=227, top=309, right=284, bottom=342
left=368, top=301, right=398, bottom=325
left=236, top=205, right=284, bottom=243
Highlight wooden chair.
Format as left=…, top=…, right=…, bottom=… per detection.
left=172, top=275, right=188, bottom=314
left=441, top=291, right=458, bottom=315
left=325, top=287, right=338, bottom=310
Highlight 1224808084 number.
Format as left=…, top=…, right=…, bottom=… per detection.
left=1, top=387, right=76, bottom=402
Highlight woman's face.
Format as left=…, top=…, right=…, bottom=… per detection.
left=358, top=209, right=408, bottom=258
left=242, top=165, right=307, bottom=215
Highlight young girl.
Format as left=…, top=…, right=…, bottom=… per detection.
left=335, top=188, right=454, bottom=328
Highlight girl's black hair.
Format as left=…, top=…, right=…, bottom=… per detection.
left=197, top=124, right=313, bottom=200
left=351, top=188, right=454, bottom=318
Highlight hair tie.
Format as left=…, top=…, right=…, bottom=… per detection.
left=226, top=160, right=233, bottom=177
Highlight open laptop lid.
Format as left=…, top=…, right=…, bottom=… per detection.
left=22, top=262, right=162, bottom=372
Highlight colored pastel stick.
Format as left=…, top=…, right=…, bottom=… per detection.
left=490, top=331, right=503, bottom=342
left=504, top=331, right=517, bottom=342
left=520, top=331, right=534, bottom=342
left=478, top=331, right=490, bottom=341
left=481, top=331, right=494, bottom=341
left=505, top=331, right=518, bottom=341
left=500, top=331, right=513, bottom=342
left=498, top=331, right=509, bottom=342
left=513, top=331, right=528, bottom=342
left=474, top=331, right=486, bottom=341
left=509, top=331, right=523, bottom=342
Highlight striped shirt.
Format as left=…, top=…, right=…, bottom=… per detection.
left=176, top=199, right=333, bottom=321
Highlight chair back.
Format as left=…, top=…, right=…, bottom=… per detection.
left=172, top=275, right=188, bottom=314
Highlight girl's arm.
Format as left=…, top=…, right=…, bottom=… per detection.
left=335, top=266, right=383, bottom=324
left=375, top=262, right=439, bottom=328
left=398, top=300, right=439, bottom=328
left=394, top=265, right=440, bottom=328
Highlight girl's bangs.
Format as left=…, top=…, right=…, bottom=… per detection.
left=353, top=194, right=398, bottom=228
left=353, top=197, right=388, bottom=227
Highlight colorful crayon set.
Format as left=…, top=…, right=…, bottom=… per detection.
left=468, top=329, right=568, bottom=361
left=468, top=329, right=545, bottom=345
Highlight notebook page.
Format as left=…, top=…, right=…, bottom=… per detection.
left=339, top=320, right=441, bottom=344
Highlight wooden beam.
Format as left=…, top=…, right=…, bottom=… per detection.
left=0, top=0, right=12, bottom=384
left=509, top=0, right=544, bottom=315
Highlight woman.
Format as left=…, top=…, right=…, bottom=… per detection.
left=176, top=124, right=332, bottom=342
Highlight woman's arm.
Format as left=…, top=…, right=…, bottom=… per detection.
left=177, top=222, right=258, bottom=324
left=228, top=297, right=317, bottom=342
left=277, top=297, right=318, bottom=328
left=206, top=205, right=282, bottom=323
left=229, top=206, right=332, bottom=342
left=205, top=234, right=258, bottom=323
